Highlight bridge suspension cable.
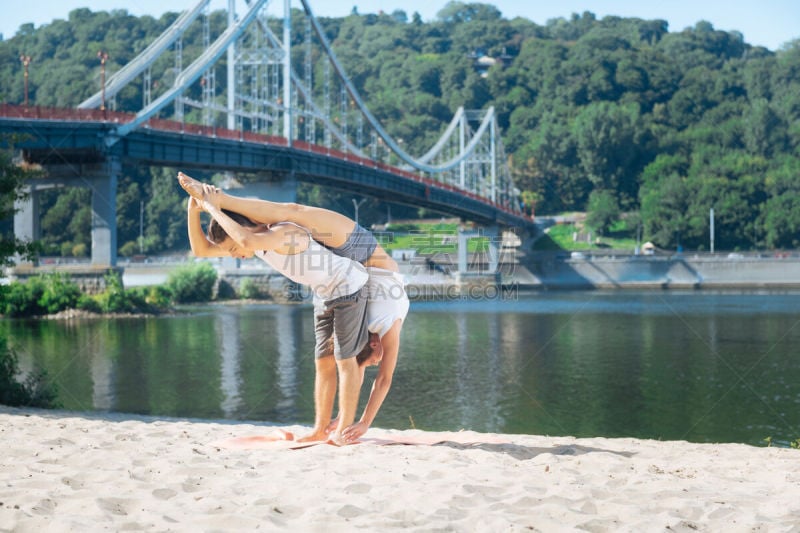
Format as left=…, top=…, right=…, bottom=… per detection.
left=78, top=0, right=211, bottom=109
left=113, top=0, right=271, bottom=139
left=85, top=0, right=520, bottom=210
left=298, top=0, right=498, bottom=175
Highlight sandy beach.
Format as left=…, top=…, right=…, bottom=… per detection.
left=1, top=406, right=798, bottom=532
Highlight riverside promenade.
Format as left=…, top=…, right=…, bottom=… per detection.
left=519, top=251, right=800, bottom=290
left=79, top=250, right=800, bottom=295
left=5, top=251, right=800, bottom=300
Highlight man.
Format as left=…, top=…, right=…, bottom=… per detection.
left=185, top=190, right=380, bottom=445
left=339, top=263, right=408, bottom=443
left=180, top=174, right=408, bottom=443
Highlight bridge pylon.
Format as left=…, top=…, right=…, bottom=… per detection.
left=12, top=159, right=119, bottom=268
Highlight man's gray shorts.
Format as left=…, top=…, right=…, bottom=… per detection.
left=314, top=285, right=370, bottom=360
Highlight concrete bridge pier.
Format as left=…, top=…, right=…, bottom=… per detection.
left=88, top=159, right=120, bottom=267
left=13, top=187, right=41, bottom=266
left=457, top=225, right=500, bottom=276
left=12, top=158, right=120, bottom=267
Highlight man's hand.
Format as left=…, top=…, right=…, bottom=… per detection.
left=188, top=196, right=204, bottom=213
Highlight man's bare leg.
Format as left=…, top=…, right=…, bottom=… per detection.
left=297, top=355, right=338, bottom=442
left=329, top=357, right=361, bottom=445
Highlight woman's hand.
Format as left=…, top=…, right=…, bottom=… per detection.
left=201, top=183, right=223, bottom=210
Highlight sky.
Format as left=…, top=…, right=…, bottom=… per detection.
left=2, top=0, right=798, bottom=51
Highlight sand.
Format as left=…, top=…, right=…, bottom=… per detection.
left=1, top=406, right=799, bottom=532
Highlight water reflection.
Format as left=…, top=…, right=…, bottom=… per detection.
left=274, top=306, right=299, bottom=419
left=216, top=311, right=241, bottom=417
left=2, top=291, right=799, bottom=446
left=91, top=341, right=114, bottom=411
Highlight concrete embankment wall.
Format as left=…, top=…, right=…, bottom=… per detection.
left=520, top=255, right=800, bottom=289
left=7, top=254, right=800, bottom=298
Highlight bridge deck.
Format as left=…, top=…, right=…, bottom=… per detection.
left=1, top=106, right=534, bottom=229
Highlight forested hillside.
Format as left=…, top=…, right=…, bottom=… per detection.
left=1, top=3, right=798, bottom=254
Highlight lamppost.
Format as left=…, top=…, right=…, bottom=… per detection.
left=710, top=207, right=715, bottom=254
left=19, top=55, right=32, bottom=107
left=139, top=200, right=145, bottom=255
left=352, top=197, right=366, bottom=226
left=97, top=51, right=109, bottom=111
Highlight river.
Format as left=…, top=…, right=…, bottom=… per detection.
left=3, top=290, right=799, bottom=446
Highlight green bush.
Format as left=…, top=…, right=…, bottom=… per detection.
left=144, top=285, right=172, bottom=309
left=94, top=272, right=134, bottom=313
left=0, top=334, right=59, bottom=408
left=1, top=277, right=46, bottom=317
left=60, top=241, right=74, bottom=257
left=76, top=294, right=102, bottom=314
left=0, top=274, right=81, bottom=316
left=119, top=241, right=139, bottom=257
left=72, top=243, right=88, bottom=257
left=386, top=222, right=420, bottom=232
left=125, top=285, right=171, bottom=314
left=140, top=235, right=161, bottom=254
left=166, top=262, right=217, bottom=303
left=238, top=277, right=261, bottom=299
left=215, top=279, right=236, bottom=299
left=0, top=273, right=173, bottom=317
left=38, top=273, right=81, bottom=315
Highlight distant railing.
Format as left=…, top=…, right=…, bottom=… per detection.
left=1, top=104, right=529, bottom=221
left=0, top=103, right=132, bottom=123
left=556, top=250, right=800, bottom=261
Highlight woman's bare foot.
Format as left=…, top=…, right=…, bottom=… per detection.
left=177, top=172, right=206, bottom=200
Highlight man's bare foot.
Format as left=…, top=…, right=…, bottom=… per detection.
left=177, top=172, right=205, bottom=200
left=297, top=430, right=329, bottom=443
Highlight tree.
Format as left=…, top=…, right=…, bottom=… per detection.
left=436, top=2, right=502, bottom=24
left=572, top=101, right=650, bottom=205
left=585, top=189, right=620, bottom=236
left=1, top=332, right=59, bottom=408
left=144, top=167, right=187, bottom=252
left=39, top=188, right=91, bottom=255
left=640, top=173, right=689, bottom=248
left=0, top=138, right=39, bottom=266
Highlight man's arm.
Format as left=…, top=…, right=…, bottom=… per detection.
left=186, top=197, right=227, bottom=257
left=341, top=320, right=402, bottom=443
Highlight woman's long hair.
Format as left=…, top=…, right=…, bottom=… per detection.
left=207, top=209, right=258, bottom=243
